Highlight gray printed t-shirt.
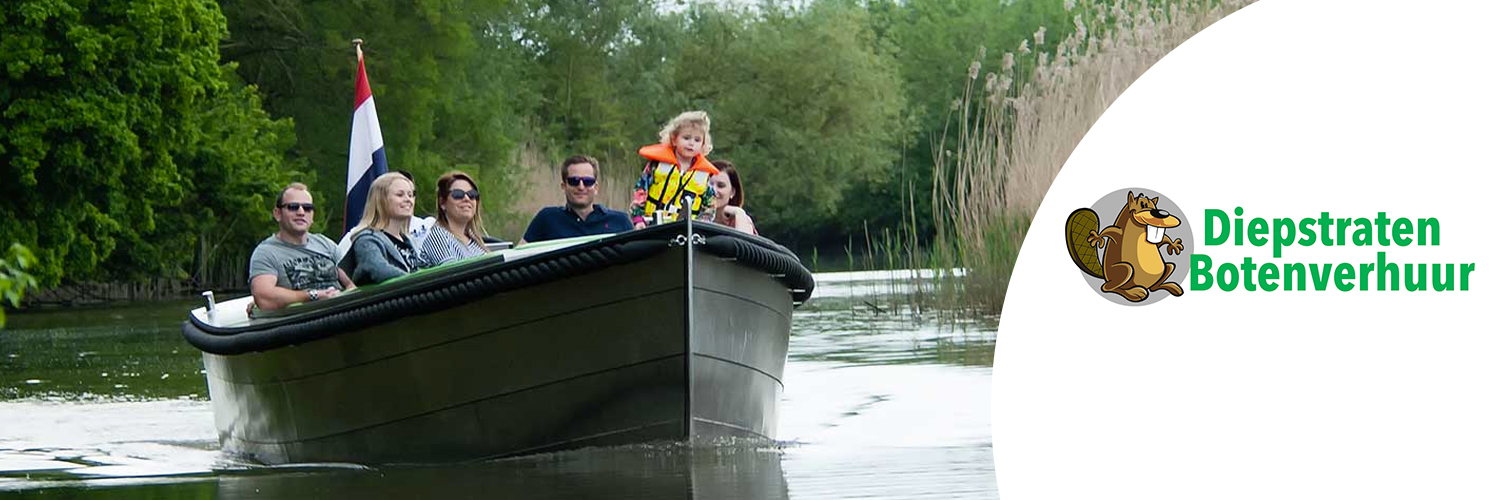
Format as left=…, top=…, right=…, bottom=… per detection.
left=248, top=233, right=344, bottom=291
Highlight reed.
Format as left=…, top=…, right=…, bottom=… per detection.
left=499, top=142, right=636, bottom=240
left=927, top=0, right=1253, bottom=313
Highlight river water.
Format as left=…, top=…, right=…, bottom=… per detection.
left=0, top=271, right=997, bottom=499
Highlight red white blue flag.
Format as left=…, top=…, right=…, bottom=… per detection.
left=345, top=42, right=387, bottom=233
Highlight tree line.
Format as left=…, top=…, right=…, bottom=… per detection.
left=2, top=0, right=1071, bottom=292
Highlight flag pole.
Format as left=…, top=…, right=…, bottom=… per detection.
left=346, top=38, right=364, bottom=235
left=344, top=37, right=387, bottom=236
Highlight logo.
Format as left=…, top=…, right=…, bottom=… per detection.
left=1064, top=188, right=1194, bottom=305
left=1191, top=208, right=1474, bottom=292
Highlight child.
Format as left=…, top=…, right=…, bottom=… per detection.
left=630, top=111, right=720, bottom=228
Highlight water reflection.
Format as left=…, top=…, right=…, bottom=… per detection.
left=216, top=444, right=786, bottom=500
left=794, top=271, right=996, bottom=367
left=2, top=444, right=786, bottom=500
left=0, top=271, right=998, bottom=499
left=1, top=300, right=205, bottom=400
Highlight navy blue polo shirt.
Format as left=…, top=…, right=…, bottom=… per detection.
left=523, top=205, right=633, bottom=243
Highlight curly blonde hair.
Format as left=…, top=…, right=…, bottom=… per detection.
left=656, top=110, right=713, bottom=156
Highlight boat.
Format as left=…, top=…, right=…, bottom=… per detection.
left=181, top=220, right=815, bottom=465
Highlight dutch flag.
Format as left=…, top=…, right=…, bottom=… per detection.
left=344, top=42, right=387, bottom=234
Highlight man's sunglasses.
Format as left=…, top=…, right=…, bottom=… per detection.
left=449, top=189, right=481, bottom=201
left=279, top=203, right=315, bottom=212
left=565, top=176, right=597, bottom=187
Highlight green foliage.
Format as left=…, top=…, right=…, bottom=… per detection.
left=506, top=0, right=655, bottom=163
left=667, top=2, right=906, bottom=246
left=0, top=244, right=39, bottom=328
left=846, top=0, right=1074, bottom=243
left=221, top=0, right=1075, bottom=253
left=121, top=65, right=301, bottom=285
left=1, top=0, right=1094, bottom=295
left=0, top=0, right=229, bottom=287
left=221, top=0, right=529, bottom=232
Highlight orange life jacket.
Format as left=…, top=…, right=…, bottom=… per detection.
left=638, top=144, right=720, bottom=223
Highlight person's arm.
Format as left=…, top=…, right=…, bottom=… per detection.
left=735, top=211, right=756, bottom=234
left=337, top=268, right=356, bottom=291
left=251, top=274, right=318, bottom=311
left=631, top=165, right=652, bottom=229
left=723, top=206, right=756, bottom=234
left=694, top=182, right=717, bottom=222
left=411, top=236, right=434, bottom=270
left=247, top=246, right=334, bottom=310
left=351, top=234, right=406, bottom=284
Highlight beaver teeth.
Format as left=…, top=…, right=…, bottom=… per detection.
left=1147, top=225, right=1165, bottom=243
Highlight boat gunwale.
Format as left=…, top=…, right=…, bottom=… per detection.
left=182, top=223, right=814, bottom=355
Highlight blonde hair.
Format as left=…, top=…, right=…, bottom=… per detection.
left=349, top=172, right=415, bottom=237
left=435, top=170, right=487, bottom=243
left=656, top=110, right=713, bottom=156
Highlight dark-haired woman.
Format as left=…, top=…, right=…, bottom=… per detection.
left=709, top=160, right=756, bottom=235
left=420, top=171, right=490, bottom=265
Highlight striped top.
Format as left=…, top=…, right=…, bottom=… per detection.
left=419, top=225, right=486, bottom=266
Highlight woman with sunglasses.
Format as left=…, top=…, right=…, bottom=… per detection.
left=339, top=172, right=431, bottom=285
left=420, top=171, right=490, bottom=265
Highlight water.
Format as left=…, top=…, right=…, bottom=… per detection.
left=0, top=271, right=997, bottom=499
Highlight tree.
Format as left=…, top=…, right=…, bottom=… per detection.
left=506, top=0, right=655, bottom=163
left=660, top=2, right=906, bottom=247
left=108, top=66, right=302, bottom=288
left=1, top=0, right=230, bottom=287
left=221, top=0, right=531, bottom=233
left=844, top=0, right=1073, bottom=245
left=0, top=244, right=38, bottom=328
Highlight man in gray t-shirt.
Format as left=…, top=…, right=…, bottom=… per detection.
left=249, top=233, right=343, bottom=291
left=250, top=183, right=356, bottom=311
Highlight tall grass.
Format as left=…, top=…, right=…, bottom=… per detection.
left=928, top=0, right=1253, bottom=314
left=498, top=142, right=637, bottom=240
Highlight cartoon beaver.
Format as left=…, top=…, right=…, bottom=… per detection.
left=1065, top=191, right=1185, bottom=302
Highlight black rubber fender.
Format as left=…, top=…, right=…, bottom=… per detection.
left=185, top=235, right=676, bottom=354
left=183, top=224, right=809, bottom=355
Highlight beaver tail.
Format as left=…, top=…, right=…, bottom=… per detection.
left=1065, top=208, right=1105, bottom=279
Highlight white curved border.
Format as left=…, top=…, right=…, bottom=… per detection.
left=994, top=1, right=1500, bottom=498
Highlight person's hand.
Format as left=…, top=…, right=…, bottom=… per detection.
left=722, top=206, right=745, bottom=218
left=634, top=221, right=647, bottom=230
left=319, top=287, right=343, bottom=300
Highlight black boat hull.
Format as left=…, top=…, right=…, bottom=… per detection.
left=189, top=224, right=807, bottom=464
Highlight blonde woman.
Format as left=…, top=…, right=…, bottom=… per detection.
left=420, top=170, right=489, bottom=265
left=338, top=172, right=429, bottom=285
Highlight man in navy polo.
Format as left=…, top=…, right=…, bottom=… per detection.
left=522, top=155, right=634, bottom=243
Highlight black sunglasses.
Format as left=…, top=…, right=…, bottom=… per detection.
left=449, top=189, right=480, bottom=201
left=279, top=202, right=315, bottom=212
left=565, top=176, right=597, bottom=187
